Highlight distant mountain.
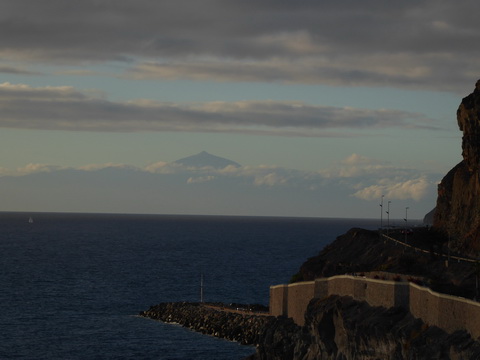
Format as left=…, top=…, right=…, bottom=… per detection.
left=173, top=151, right=241, bottom=169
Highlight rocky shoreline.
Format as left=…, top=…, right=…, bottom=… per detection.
left=139, top=302, right=285, bottom=346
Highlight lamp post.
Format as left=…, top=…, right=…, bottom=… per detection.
left=380, top=195, right=384, bottom=229
left=386, top=201, right=391, bottom=235
left=404, top=207, right=409, bottom=243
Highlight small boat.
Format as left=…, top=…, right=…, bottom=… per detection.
left=28, top=217, right=33, bottom=224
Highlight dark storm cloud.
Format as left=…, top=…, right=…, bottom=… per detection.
left=1, top=0, right=479, bottom=92
left=0, top=83, right=435, bottom=134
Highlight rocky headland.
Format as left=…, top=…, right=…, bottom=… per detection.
left=141, top=80, right=480, bottom=359
left=434, top=80, right=480, bottom=255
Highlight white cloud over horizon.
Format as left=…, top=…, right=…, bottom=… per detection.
left=353, top=177, right=432, bottom=202
left=0, top=152, right=441, bottom=219
left=13, top=163, right=65, bottom=176
left=0, top=153, right=440, bottom=204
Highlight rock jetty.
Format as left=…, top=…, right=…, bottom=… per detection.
left=139, top=302, right=286, bottom=346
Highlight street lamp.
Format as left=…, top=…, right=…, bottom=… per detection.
left=386, top=201, right=391, bottom=235
left=380, top=195, right=384, bottom=229
left=404, top=207, right=409, bottom=243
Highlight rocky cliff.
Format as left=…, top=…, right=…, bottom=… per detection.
left=292, top=227, right=477, bottom=298
left=434, top=80, right=480, bottom=254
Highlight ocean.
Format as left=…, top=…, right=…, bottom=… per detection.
left=0, top=212, right=381, bottom=359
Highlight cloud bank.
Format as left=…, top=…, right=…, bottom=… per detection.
left=1, top=0, right=478, bottom=93
left=0, top=152, right=440, bottom=218
left=0, top=82, right=436, bottom=135
left=0, top=153, right=438, bottom=204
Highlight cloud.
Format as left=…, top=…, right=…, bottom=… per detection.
left=318, top=154, right=439, bottom=202
left=144, top=161, right=303, bottom=187
left=0, top=162, right=136, bottom=176
left=8, top=163, right=65, bottom=176
left=342, top=153, right=375, bottom=166
left=0, top=154, right=440, bottom=218
left=320, top=154, right=393, bottom=178
left=0, top=82, right=436, bottom=135
left=144, top=161, right=170, bottom=173
left=187, top=176, right=215, bottom=184
left=3, top=154, right=440, bottom=206
left=54, top=69, right=100, bottom=76
left=78, top=163, right=137, bottom=171
left=124, top=54, right=473, bottom=93
left=0, top=65, right=39, bottom=75
left=353, top=177, right=432, bottom=202
left=215, top=164, right=317, bottom=188
left=253, top=172, right=288, bottom=187
left=0, top=0, right=479, bottom=92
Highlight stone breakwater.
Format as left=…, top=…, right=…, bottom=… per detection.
left=139, top=302, right=284, bottom=346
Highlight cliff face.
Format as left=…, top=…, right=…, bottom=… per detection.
left=434, top=80, right=480, bottom=254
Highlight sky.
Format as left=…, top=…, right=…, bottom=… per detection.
left=0, top=0, right=479, bottom=220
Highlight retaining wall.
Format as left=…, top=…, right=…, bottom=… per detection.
left=269, top=284, right=288, bottom=317
left=270, top=275, right=480, bottom=339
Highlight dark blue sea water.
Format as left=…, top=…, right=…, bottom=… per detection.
left=0, top=212, right=381, bottom=359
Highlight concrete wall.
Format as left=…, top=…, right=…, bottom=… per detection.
left=270, top=275, right=480, bottom=339
left=286, top=281, right=315, bottom=326
left=409, top=284, right=439, bottom=327
left=465, top=299, right=480, bottom=339
left=364, top=279, right=397, bottom=308
left=269, top=284, right=288, bottom=317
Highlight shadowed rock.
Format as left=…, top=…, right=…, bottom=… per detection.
left=434, top=80, right=480, bottom=254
